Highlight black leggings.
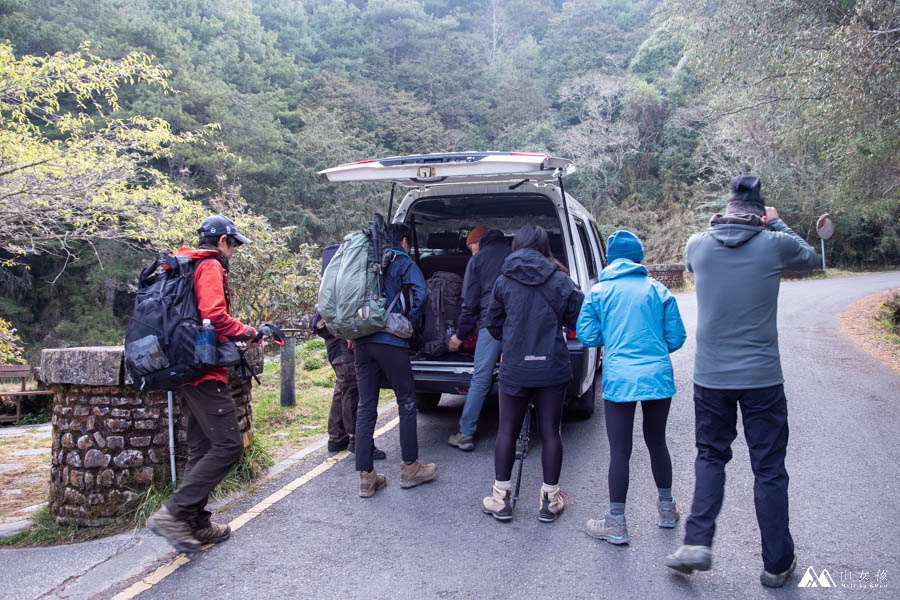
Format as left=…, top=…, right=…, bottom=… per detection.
left=495, top=382, right=567, bottom=486
left=605, top=398, right=672, bottom=503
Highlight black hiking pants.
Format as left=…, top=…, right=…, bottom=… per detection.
left=354, top=342, right=418, bottom=472
left=684, top=384, right=795, bottom=574
left=495, top=382, right=567, bottom=486
left=165, top=380, right=243, bottom=526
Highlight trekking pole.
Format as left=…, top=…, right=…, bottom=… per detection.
left=167, top=390, right=177, bottom=485
left=512, top=401, right=533, bottom=509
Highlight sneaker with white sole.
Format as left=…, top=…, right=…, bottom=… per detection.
left=586, top=511, right=629, bottom=545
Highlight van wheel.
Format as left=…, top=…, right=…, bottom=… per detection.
left=414, top=392, right=441, bottom=412
left=566, top=374, right=597, bottom=420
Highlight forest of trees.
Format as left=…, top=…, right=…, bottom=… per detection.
left=0, top=0, right=897, bottom=358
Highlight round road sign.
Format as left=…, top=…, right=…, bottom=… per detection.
left=817, top=214, right=835, bottom=240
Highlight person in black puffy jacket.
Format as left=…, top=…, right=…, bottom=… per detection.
left=481, top=225, right=584, bottom=523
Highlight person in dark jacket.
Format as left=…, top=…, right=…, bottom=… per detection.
left=447, top=227, right=511, bottom=451
left=147, top=215, right=263, bottom=553
left=353, top=223, right=436, bottom=498
left=576, top=230, right=686, bottom=545
left=481, top=225, right=584, bottom=523
left=665, top=175, right=818, bottom=588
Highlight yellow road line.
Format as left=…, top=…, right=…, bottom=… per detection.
left=112, top=416, right=401, bottom=600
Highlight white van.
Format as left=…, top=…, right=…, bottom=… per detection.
left=320, top=152, right=606, bottom=418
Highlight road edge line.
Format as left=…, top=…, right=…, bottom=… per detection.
left=111, top=415, right=401, bottom=600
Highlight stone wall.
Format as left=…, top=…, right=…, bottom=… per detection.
left=646, top=264, right=686, bottom=289
left=41, top=346, right=262, bottom=527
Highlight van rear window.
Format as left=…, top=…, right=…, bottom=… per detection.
left=406, top=193, right=567, bottom=264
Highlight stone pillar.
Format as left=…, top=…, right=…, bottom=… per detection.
left=646, top=264, right=686, bottom=289
left=40, top=345, right=262, bottom=527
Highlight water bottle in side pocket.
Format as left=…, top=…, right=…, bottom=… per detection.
left=195, top=318, right=216, bottom=365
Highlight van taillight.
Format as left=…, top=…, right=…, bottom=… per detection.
left=566, top=328, right=577, bottom=340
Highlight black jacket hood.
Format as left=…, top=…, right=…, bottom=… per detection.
left=708, top=213, right=765, bottom=248
left=502, top=248, right=558, bottom=286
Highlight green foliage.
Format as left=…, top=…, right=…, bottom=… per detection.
left=14, top=407, right=51, bottom=426
left=0, top=0, right=896, bottom=361
left=658, top=0, right=900, bottom=265
left=878, top=292, right=900, bottom=338
left=0, top=317, right=25, bottom=364
left=212, top=434, right=274, bottom=498
left=303, top=356, right=323, bottom=371
left=304, top=339, right=325, bottom=351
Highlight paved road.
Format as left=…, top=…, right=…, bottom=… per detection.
left=119, top=273, right=899, bottom=599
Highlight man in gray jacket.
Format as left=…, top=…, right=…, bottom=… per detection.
left=665, top=175, right=818, bottom=588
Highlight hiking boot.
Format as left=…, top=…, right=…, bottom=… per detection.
left=400, top=460, right=437, bottom=488
left=665, top=544, right=713, bottom=574
left=448, top=431, right=475, bottom=452
left=761, top=556, right=797, bottom=588
left=147, top=506, right=202, bottom=553
left=481, top=482, right=513, bottom=521
left=657, top=499, right=680, bottom=528
left=359, top=470, right=387, bottom=498
left=348, top=438, right=386, bottom=460
left=192, top=521, right=231, bottom=545
left=538, top=486, right=567, bottom=523
left=586, top=511, right=629, bottom=545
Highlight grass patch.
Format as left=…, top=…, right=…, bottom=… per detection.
left=0, top=506, right=123, bottom=547
left=128, top=480, right=176, bottom=528
left=212, top=434, right=274, bottom=499
left=875, top=291, right=900, bottom=348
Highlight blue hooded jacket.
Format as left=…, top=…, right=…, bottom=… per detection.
left=355, top=247, right=429, bottom=349
left=576, top=259, right=686, bottom=402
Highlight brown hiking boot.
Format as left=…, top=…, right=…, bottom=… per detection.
left=147, top=506, right=202, bottom=553
left=192, top=521, right=231, bottom=545
left=400, top=460, right=437, bottom=488
left=538, top=485, right=567, bottom=523
left=481, top=481, right=513, bottom=521
left=359, top=469, right=387, bottom=498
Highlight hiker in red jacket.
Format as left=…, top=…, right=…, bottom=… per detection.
left=148, top=215, right=262, bottom=553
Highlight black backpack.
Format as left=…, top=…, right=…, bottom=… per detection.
left=420, top=271, right=464, bottom=357
left=124, top=254, right=239, bottom=390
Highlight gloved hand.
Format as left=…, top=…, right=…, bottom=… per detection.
left=259, top=323, right=286, bottom=346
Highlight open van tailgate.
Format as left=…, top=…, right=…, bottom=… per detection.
left=319, top=152, right=574, bottom=186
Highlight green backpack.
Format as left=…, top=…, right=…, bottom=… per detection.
left=317, top=214, right=394, bottom=340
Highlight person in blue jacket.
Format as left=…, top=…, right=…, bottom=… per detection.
left=576, top=230, right=686, bottom=545
left=353, top=223, right=436, bottom=498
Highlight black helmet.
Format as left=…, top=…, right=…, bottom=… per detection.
left=198, top=215, right=251, bottom=245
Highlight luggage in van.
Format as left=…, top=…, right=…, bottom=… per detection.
left=420, top=271, right=463, bottom=357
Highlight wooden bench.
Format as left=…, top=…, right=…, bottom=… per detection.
left=0, top=364, right=52, bottom=424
